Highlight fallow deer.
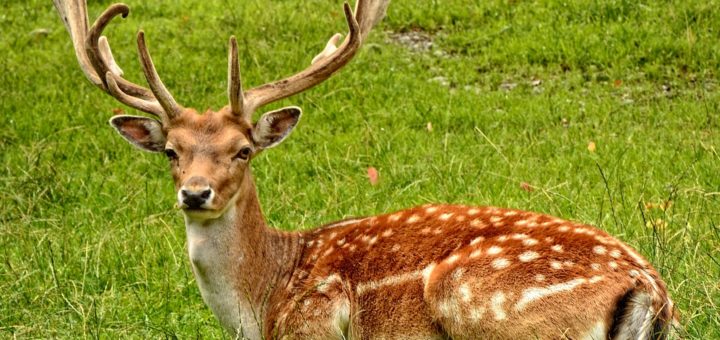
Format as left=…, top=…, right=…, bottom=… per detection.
left=54, top=0, right=678, bottom=338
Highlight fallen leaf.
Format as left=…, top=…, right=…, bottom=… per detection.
left=520, top=182, right=534, bottom=192
left=587, top=141, right=596, bottom=153
left=112, top=108, right=125, bottom=115
left=426, top=122, right=433, bottom=132
left=367, top=167, right=379, bottom=186
left=613, top=79, right=622, bottom=88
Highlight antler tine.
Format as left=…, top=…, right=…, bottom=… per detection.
left=137, top=31, right=181, bottom=121
left=85, top=4, right=153, bottom=100
left=98, top=36, right=124, bottom=77
left=240, top=0, right=389, bottom=119
left=353, top=0, right=390, bottom=41
left=228, top=36, right=245, bottom=117
left=105, top=72, right=165, bottom=114
left=54, top=0, right=177, bottom=119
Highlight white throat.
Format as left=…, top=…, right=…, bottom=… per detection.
left=184, top=205, right=262, bottom=339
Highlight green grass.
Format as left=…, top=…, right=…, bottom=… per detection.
left=1, top=0, right=719, bottom=337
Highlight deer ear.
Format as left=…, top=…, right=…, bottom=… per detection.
left=109, top=115, right=166, bottom=152
left=252, top=106, right=301, bottom=149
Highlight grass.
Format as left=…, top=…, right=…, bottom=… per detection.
left=1, top=0, right=719, bottom=337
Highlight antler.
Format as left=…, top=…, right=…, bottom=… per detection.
left=53, top=0, right=180, bottom=123
left=228, top=0, right=390, bottom=121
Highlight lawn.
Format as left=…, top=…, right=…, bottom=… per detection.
left=1, top=0, right=718, bottom=338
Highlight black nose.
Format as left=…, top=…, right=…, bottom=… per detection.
left=181, top=188, right=212, bottom=209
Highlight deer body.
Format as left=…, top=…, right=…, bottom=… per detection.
left=54, top=0, right=676, bottom=338
left=194, top=174, right=674, bottom=339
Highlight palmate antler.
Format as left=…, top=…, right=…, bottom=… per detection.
left=55, top=0, right=389, bottom=124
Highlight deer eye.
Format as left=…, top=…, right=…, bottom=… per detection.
left=234, top=146, right=252, bottom=161
left=164, top=148, right=178, bottom=160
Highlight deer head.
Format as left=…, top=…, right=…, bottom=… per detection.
left=53, top=0, right=388, bottom=221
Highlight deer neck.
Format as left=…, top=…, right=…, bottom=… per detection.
left=183, top=170, right=302, bottom=337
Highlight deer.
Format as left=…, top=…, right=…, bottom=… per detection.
left=53, top=0, right=678, bottom=339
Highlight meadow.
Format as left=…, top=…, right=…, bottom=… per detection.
left=1, top=0, right=718, bottom=337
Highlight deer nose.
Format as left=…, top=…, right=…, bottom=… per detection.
left=179, top=177, right=213, bottom=209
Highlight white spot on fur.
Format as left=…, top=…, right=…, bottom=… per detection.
left=497, top=235, right=509, bottom=242
left=515, top=278, right=587, bottom=311
left=511, top=233, right=528, bottom=240
left=515, top=219, right=529, bottom=226
left=425, top=206, right=438, bottom=214
left=519, top=251, right=540, bottom=262
left=446, top=254, right=460, bottom=264
left=550, top=261, right=563, bottom=270
left=589, top=275, right=604, bottom=284
left=336, top=238, right=346, bottom=246
left=391, top=244, right=401, bottom=252
left=629, top=269, right=640, bottom=277
left=544, top=237, right=554, bottom=243
left=389, top=213, right=403, bottom=222
left=470, top=236, right=485, bottom=245
left=504, top=210, right=518, bottom=217
left=593, top=245, right=607, bottom=255
left=439, top=213, right=453, bottom=221
left=381, top=229, right=393, bottom=238
left=455, top=215, right=466, bottom=222
left=487, top=246, right=503, bottom=255
left=608, top=261, right=618, bottom=269
left=467, top=208, right=480, bottom=215
left=551, top=244, right=564, bottom=252
left=594, top=235, right=612, bottom=245
left=535, top=274, right=546, bottom=282
left=609, top=249, right=622, bottom=258
left=490, top=216, right=503, bottom=223
left=522, top=238, right=539, bottom=246
left=591, top=263, right=601, bottom=270
left=558, top=225, right=570, bottom=232
left=470, top=249, right=483, bottom=258
left=433, top=228, right=443, bottom=235
left=470, top=219, right=485, bottom=228
left=492, top=258, right=511, bottom=269
left=368, top=236, right=378, bottom=245
left=491, top=292, right=507, bottom=320
left=406, top=214, right=421, bottom=223
left=421, top=227, right=431, bottom=234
